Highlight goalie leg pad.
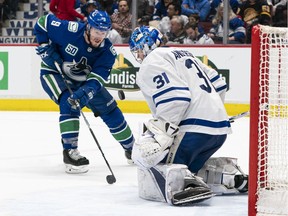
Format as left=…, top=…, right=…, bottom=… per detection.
left=196, top=157, right=248, bottom=195
left=137, top=164, right=213, bottom=205
left=137, top=166, right=167, bottom=203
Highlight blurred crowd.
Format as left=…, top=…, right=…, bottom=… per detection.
left=55, top=0, right=287, bottom=44
left=2, top=0, right=287, bottom=44
left=0, top=0, right=20, bottom=28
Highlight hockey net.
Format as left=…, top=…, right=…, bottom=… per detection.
left=249, top=25, right=288, bottom=216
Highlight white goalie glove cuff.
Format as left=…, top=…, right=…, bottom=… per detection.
left=132, top=119, right=179, bottom=168
left=145, top=119, right=179, bottom=147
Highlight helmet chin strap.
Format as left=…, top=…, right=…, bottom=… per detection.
left=85, top=24, right=94, bottom=45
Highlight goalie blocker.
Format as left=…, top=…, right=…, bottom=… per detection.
left=137, top=164, right=214, bottom=206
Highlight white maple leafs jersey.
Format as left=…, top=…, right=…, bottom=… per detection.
left=137, top=47, right=232, bottom=135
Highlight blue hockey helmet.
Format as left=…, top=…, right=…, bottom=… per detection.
left=87, top=9, right=111, bottom=32
left=129, top=26, right=163, bottom=63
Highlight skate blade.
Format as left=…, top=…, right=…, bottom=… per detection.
left=173, top=191, right=214, bottom=206
left=65, top=164, right=89, bottom=174
left=127, top=158, right=134, bottom=165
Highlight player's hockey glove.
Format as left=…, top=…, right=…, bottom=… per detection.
left=36, top=43, right=62, bottom=70
left=68, top=85, right=96, bottom=110
left=132, top=119, right=179, bottom=168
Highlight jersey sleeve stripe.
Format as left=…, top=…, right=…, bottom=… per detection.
left=215, top=85, right=227, bottom=92
left=179, top=118, right=231, bottom=128
left=87, top=72, right=104, bottom=85
left=36, top=14, right=49, bottom=32
left=210, top=75, right=220, bottom=83
left=152, top=87, right=189, bottom=103
left=155, top=97, right=191, bottom=107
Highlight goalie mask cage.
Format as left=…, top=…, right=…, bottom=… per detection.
left=249, top=24, right=288, bottom=216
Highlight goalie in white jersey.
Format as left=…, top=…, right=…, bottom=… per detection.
left=129, top=26, right=234, bottom=206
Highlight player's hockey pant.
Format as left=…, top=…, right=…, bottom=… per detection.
left=40, top=72, right=134, bottom=150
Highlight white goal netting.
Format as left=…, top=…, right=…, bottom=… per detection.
left=256, top=25, right=288, bottom=215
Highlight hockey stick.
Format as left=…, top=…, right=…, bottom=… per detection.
left=229, top=111, right=250, bottom=123
left=54, top=62, right=116, bottom=184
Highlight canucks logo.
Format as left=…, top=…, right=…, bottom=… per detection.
left=62, top=57, right=91, bottom=82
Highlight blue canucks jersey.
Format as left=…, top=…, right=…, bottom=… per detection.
left=34, top=14, right=117, bottom=82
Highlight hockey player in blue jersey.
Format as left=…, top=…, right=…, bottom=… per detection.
left=33, top=10, right=134, bottom=174
left=128, top=26, right=247, bottom=205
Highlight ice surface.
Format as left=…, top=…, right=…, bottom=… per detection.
left=0, top=112, right=249, bottom=216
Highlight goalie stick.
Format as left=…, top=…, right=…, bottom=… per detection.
left=54, top=62, right=116, bottom=184
left=229, top=111, right=250, bottom=123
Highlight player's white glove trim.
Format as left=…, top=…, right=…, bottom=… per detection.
left=132, top=119, right=179, bottom=168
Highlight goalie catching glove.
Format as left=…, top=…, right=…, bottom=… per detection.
left=132, top=119, right=179, bottom=168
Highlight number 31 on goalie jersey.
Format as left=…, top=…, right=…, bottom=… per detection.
left=152, top=58, right=212, bottom=93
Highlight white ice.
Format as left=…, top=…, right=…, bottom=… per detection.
left=0, top=112, right=249, bottom=216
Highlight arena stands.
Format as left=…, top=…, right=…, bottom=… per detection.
left=0, top=0, right=50, bottom=44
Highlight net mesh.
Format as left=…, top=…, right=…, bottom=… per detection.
left=256, top=25, right=288, bottom=215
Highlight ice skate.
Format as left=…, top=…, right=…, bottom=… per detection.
left=63, top=149, right=89, bottom=174
left=234, top=174, right=248, bottom=193
left=124, top=149, right=134, bottom=165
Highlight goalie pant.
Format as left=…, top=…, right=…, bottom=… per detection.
left=137, top=164, right=214, bottom=206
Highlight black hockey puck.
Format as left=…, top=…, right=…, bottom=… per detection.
left=106, top=175, right=116, bottom=184
left=118, top=90, right=125, bottom=100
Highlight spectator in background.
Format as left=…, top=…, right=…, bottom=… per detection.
left=0, top=0, right=9, bottom=27
left=97, top=0, right=118, bottom=15
left=158, top=2, right=188, bottom=35
left=165, top=15, right=187, bottom=44
left=183, top=22, right=215, bottom=44
left=81, top=0, right=97, bottom=17
left=138, top=0, right=154, bottom=19
left=209, top=0, right=241, bottom=17
left=181, top=0, right=211, bottom=21
left=106, top=28, right=123, bottom=44
left=152, top=0, right=174, bottom=20
left=77, top=0, right=121, bottom=44
left=8, top=0, right=18, bottom=19
left=75, top=0, right=86, bottom=11
left=268, top=0, right=286, bottom=16
left=208, top=2, right=246, bottom=44
left=138, top=15, right=151, bottom=26
left=187, top=13, right=205, bottom=34
left=0, top=0, right=18, bottom=22
left=236, top=0, right=271, bottom=43
left=272, top=3, right=287, bottom=27
left=110, top=0, right=132, bottom=43
left=76, top=0, right=88, bottom=16
left=49, top=0, right=87, bottom=22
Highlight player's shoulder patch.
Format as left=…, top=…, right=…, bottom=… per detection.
left=110, top=45, right=117, bottom=56
left=68, top=21, right=79, bottom=33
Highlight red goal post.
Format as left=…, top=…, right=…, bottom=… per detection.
left=249, top=24, right=288, bottom=216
